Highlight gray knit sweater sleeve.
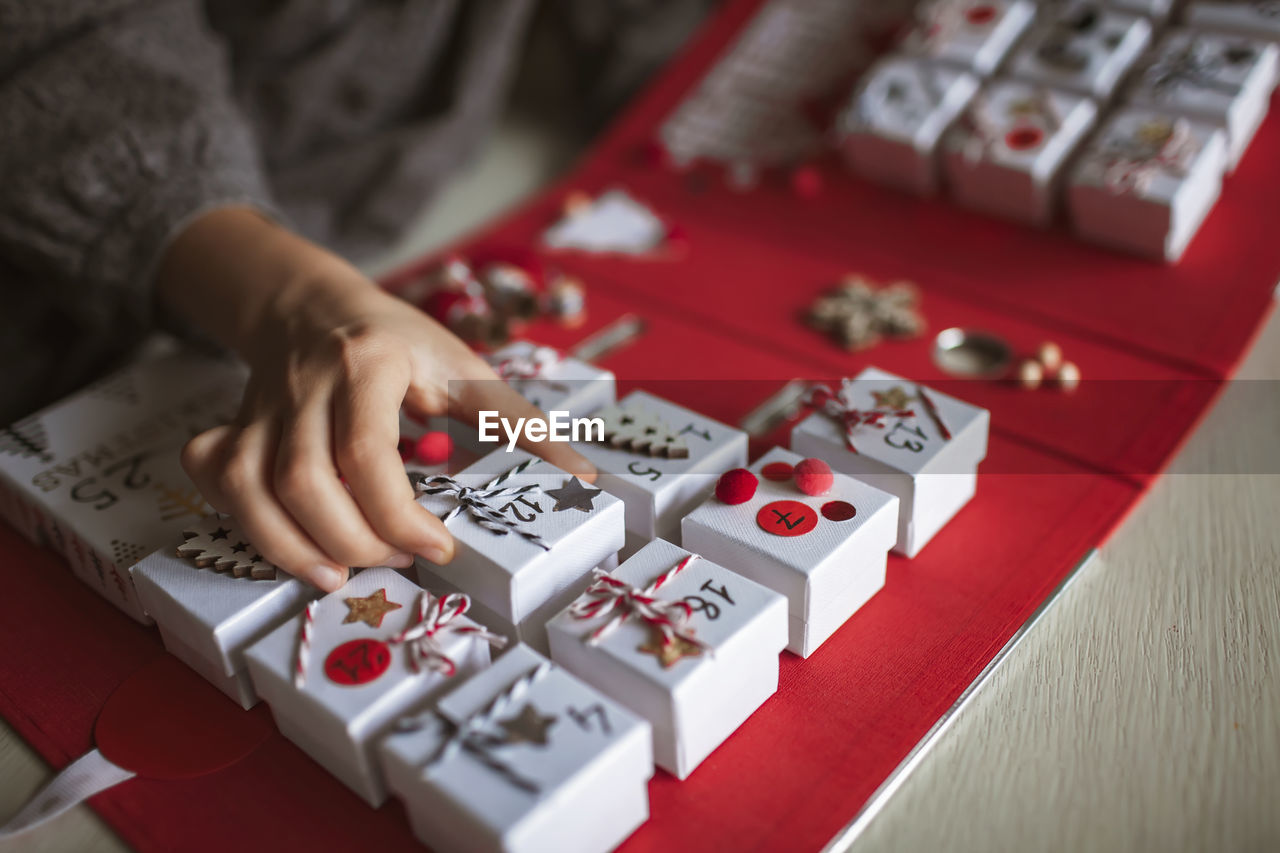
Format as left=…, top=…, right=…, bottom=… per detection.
left=0, top=0, right=274, bottom=325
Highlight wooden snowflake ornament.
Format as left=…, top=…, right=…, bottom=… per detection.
left=176, top=516, right=278, bottom=580
left=806, top=275, right=924, bottom=351
left=594, top=405, right=690, bottom=458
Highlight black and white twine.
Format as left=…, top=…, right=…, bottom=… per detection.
left=410, top=456, right=550, bottom=550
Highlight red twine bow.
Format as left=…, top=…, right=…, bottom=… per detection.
left=804, top=381, right=915, bottom=454
left=390, top=591, right=508, bottom=677
left=569, top=554, right=711, bottom=655
left=1102, top=119, right=1198, bottom=195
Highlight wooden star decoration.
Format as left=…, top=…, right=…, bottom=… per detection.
left=805, top=276, right=924, bottom=351
left=544, top=476, right=602, bottom=512
left=176, top=516, right=278, bottom=580
left=872, top=386, right=914, bottom=411
left=497, top=703, right=557, bottom=746
left=342, top=588, right=403, bottom=628
left=637, top=632, right=704, bottom=669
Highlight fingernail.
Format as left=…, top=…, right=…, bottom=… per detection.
left=385, top=552, right=414, bottom=569
left=421, top=545, right=452, bottom=565
left=311, top=565, right=348, bottom=592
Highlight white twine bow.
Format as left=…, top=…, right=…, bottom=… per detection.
left=411, top=457, right=550, bottom=550
left=568, top=554, right=711, bottom=656
left=397, top=662, right=552, bottom=794
left=389, top=591, right=507, bottom=677
left=803, top=380, right=916, bottom=454
left=493, top=346, right=562, bottom=381
left=916, top=0, right=969, bottom=55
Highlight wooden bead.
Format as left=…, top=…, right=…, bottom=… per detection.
left=1057, top=361, right=1081, bottom=392
left=1017, top=358, right=1044, bottom=390
left=562, top=191, right=592, bottom=216
left=1037, top=341, right=1063, bottom=373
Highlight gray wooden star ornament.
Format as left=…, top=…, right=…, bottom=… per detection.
left=544, top=476, right=602, bottom=513
left=497, top=703, right=557, bottom=746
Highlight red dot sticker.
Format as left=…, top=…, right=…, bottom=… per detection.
left=821, top=500, right=857, bottom=522
left=1006, top=126, right=1045, bottom=151
left=965, top=5, right=997, bottom=24
left=761, top=462, right=795, bottom=482
left=757, top=500, right=818, bottom=537
left=324, top=639, right=392, bottom=686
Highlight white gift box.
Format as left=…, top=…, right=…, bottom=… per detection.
left=131, top=518, right=318, bottom=709
left=0, top=342, right=245, bottom=622
left=1006, top=4, right=1152, bottom=99
left=942, top=80, right=1098, bottom=224
left=571, top=391, right=748, bottom=549
left=414, top=449, right=625, bottom=652
left=838, top=56, right=980, bottom=194
left=680, top=448, right=898, bottom=657
left=485, top=341, right=616, bottom=418
left=1184, top=1, right=1280, bottom=42
left=546, top=538, right=787, bottom=778
left=1067, top=106, right=1228, bottom=261
left=790, top=368, right=990, bottom=559
left=902, top=0, right=1036, bottom=75
left=1126, top=29, right=1279, bottom=170
left=380, top=643, right=653, bottom=853
left=244, top=567, right=496, bottom=806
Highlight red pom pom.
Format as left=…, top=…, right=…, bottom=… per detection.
left=715, top=468, right=758, bottom=505
left=397, top=436, right=415, bottom=462
left=794, top=457, right=834, bottom=496
left=790, top=166, right=823, bottom=199
left=414, top=431, right=454, bottom=466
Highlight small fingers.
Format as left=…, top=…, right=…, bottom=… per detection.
left=334, top=362, right=456, bottom=565
left=273, top=396, right=414, bottom=570
left=200, top=421, right=351, bottom=592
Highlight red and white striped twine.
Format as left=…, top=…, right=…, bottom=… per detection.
left=804, top=380, right=916, bottom=454
left=389, top=591, right=508, bottom=677
left=293, top=600, right=317, bottom=689
left=569, top=553, right=710, bottom=655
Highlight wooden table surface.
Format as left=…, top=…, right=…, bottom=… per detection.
left=2, top=117, right=1276, bottom=853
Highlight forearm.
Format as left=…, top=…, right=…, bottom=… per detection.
left=154, top=207, right=380, bottom=362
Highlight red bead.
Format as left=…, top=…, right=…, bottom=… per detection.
left=715, top=468, right=758, bottom=505
left=397, top=436, right=414, bottom=462
left=760, top=461, right=794, bottom=482
left=794, top=458, right=834, bottom=496
left=791, top=166, right=823, bottom=199
left=414, top=431, right=454, bottom=466
left=638, top=139, right=669, bottom=168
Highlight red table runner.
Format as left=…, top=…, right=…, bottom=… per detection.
left=3, top=1, right=1277, bottom=850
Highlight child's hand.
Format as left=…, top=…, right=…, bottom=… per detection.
left=158, top=207, right=595, bottom=592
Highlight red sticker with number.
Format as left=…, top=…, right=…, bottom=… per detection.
left=324, top=639, right=392, bottom=686
left=756, top=500, right=818, bottom=537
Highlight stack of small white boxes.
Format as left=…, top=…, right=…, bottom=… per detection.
left=3, top=344, right=994, bottom=852
left=839, top=0, right=1279, bottom=262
